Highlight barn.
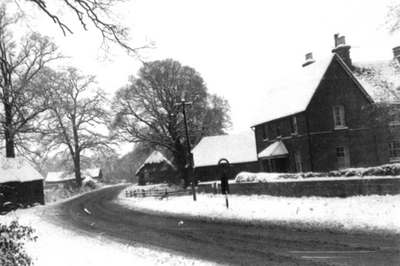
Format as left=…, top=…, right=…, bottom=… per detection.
left=0, top=156, right=44, bottom=211
left=135, top=151, right=178, bottom=185
left=192, top=131, right=259, bottom=182
left=45, top=171, right=76, bottom=188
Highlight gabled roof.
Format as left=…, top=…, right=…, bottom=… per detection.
left=135, top=151, right=175, bottom=175
left=252, top=54, right=373, bottom=126
left=192, top=131, right=257, bottom=168
left=0, top=157, right=44, bottom=184
left=258, top=141, right=288, bottom=159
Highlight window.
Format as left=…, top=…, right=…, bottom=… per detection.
left=294, top=151, right=302, bottom=172
left=262, top=124, right=269, bottom=140
left=333, top=105, right=346, bottom=128
left=291, top=116, right=298, bottom=134
left=336, top=146, right=350, bottom=169
left=389, top=141, right=400, bottom=161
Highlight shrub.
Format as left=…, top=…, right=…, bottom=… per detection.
left=0, top=220, right=37, bottom=266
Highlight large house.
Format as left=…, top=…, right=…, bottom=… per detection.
left=252, top=34, right=400, bottom=173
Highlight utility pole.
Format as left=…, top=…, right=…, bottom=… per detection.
left=176, top=96, right=197, bottom=201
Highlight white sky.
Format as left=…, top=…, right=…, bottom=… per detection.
left=10, top=0, right=400, bottom=136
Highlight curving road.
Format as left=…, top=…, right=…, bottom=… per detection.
left=46, top=185, right=400, bottom=266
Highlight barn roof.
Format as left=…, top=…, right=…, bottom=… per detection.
left=252, top=54, right=373, bottom=126
left=135, top=151, right=175, bottom=175
left=192, top=131, right=257, bottom=168
left=0, top=157, right=44, bottom=184
left=46, top=171, right=75, bottom=183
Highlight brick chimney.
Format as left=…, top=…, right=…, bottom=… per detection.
left=393, top=46, right=400, bottom=64
left=331, top=33, right=353, bottom=70
left=302, top=52, right=315, bottom=67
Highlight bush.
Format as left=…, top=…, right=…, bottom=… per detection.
left=0, top=220, right=37, bottom=266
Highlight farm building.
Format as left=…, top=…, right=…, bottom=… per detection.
left=45, top=171, right=75, bottom=188
left=83, top=168, right=103, bottom=180
left=192, top=131, right=259, bottom=181
left=252, top=34, right=400, bottom=173
left=0, top=156, right=44, bottom=211
left=135, top=151, right=178, bottom=185
left=45, top=168, right=102, bottom=188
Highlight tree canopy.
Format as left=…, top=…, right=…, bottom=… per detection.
left=112, top=59, right=231, bottom=183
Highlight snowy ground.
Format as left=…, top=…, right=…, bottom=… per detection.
left=119, top=186, right=400, bottom=234
left=0, top=204, right=215, bottom=266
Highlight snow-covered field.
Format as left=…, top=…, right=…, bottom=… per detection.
left=119, top=187, right=400, bottom=234
left=0, top=206, right=215, bottom=266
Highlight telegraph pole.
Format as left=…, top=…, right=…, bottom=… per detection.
left=176, top=97, right=197, bottom=201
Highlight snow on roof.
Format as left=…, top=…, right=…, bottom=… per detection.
left=258, top=141, right=288, bottom=159
left=83, top=168, right=101, bottom=178
left=252, top=55, right=334, bottom=126
left=46, top=171, right=75, bottom=183
left=353, top=59, right=400, bottom=102
left=192, top=131, right=257, bottom=168
left=0, top=156, right=44, bottom=183
left=135, top=151, right=175, bottom=175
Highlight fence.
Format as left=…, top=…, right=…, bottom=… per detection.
left=124, top=187, right=191, bottom=199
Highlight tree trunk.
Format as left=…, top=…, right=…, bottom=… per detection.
left=4, top=101, right=15, bottom=158
left=72, top=124, right=82, bottom=187
left=74, top=153, right=82, bottom=187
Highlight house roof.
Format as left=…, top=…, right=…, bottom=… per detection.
left=353, top=59, right=400, bottom=103
left=252, top=55, right=334, bottom=126
left=135, top=151, right=175, bottom=175
left=252, top=54, right=373, bottom=126
left=192, top=131, right=258, bottom=168
left=46, top=171, right=75, bottom=183
left=0, top=157, right=44, bottom=184
left=258, top=141, right=288, bottom=159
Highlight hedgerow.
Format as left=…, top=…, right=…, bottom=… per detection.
left=0, top=220, right=37, bottom=266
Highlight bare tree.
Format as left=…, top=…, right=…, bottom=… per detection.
left=18, top=0, right=147, bottom=54
left=111, top=59, right=231, bottom=185
left=43, top=68, right=111, bottom=186
left=0, top=5, right=61, bottom=157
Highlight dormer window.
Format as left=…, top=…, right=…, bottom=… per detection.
left=333, top=105, right=346, bottom=129
left=291, top=116, right=298, bottom=135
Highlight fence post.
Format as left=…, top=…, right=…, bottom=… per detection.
left=142, top=189, right=145, bottom=197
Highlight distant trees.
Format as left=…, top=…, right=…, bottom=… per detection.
left=42, top=68, right=111, bottom=186
left=0, top=5, right=60, bottom=157
left=111, top=59, right=231, bottom=184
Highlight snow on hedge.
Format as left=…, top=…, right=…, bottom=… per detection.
left=0, top=207, right=213, bottom=266
left=234, top=164, right=400, bottom=183
left=118, top=191, right=400, bottom=234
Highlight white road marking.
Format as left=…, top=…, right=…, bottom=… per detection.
left=301, top=256, right=349, bottom=259
left=290, top=251, right=375, bottom=254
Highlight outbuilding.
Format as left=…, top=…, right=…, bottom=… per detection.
left=135, top=151, right=178, bottom=185
left=0, top=156, right=44, bottom=211
left=192, top=131, right=259, bottom=182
